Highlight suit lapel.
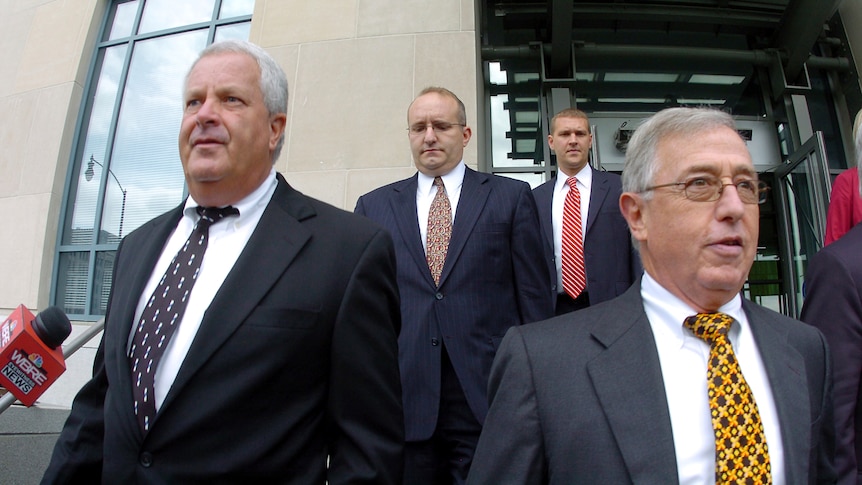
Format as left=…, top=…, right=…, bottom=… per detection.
left=586, top=169, right=611, bottom=234
left=743, top=301, right=810, bottom=483
left=586, top=285, right=680, bottom=484
left=161, top=175, right=313, bottom=412
left=390, top=174, right=434, bottom=286
left=533, top=178, right=555, bottom=249
left=438, top=168, right=489, bottom=286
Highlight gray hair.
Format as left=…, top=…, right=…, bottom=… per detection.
left=185, top=39, right=289, bottom=163
left=622, top=107, right=739, bottom=197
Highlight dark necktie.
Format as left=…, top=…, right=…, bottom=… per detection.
left=561, top=177, right=586, bottom=298
left=684, top=312, right=772, bottom=484
left=129, top=205, right=238, bottom=432
left=426, top=176, right=452, bottom=286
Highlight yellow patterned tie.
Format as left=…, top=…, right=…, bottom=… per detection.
left=684, top=313, right=772, bottom=485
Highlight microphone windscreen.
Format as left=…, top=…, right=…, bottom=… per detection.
left=32, top=306, right=72, bottom=349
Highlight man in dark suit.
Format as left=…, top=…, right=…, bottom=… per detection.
left=355, top=86, right=553, bottom=484
left=468, top=107, right=835, bottom=484
left=532, top=108, right=641, bottom=314
left=802, top=200, right=862, bottom=483
left=42, top=40, right=403, bottom=484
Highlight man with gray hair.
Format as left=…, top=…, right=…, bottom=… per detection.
left=468, top=107, right=835, bottom=484
left=43, top=39, right=404, bottom=484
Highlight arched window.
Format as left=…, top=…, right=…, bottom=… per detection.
left=53, top=0, right=253, bottom=319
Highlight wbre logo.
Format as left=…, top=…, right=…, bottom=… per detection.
left=28, top=353, right=44, bottom=368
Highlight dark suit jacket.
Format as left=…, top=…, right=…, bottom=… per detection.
left=532, top=169, right=641, bottom=308
left=43, top=174, right=404, bottom=484
left=468, top=282, right=835, bottom=485
left=355, top=167, right=553, bottom=441
left=801, top=222, right=862, bottom=485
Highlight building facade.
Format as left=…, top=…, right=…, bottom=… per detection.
left=2, top=0, right=862, bottom=321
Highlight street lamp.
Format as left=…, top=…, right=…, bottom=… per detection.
left=85, top=155, right=127, bottom=239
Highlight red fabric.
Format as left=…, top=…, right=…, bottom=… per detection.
left=825, top=167, right=862, bottom=245
left=561, top=177, right=586, bottom=298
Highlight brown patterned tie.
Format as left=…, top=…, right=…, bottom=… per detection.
left=129, top=206, right=238, bottom=433
left=561, top=177, right=586, bottom=298
left=684, top=312, right=772, bottom=484
left=426, top=176, right=451, bottom=286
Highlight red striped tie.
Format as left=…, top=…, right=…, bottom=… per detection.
left=561, top=177, right=586, bottom=298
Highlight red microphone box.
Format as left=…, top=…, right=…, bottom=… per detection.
left=0, top=305, right=66, bottom=406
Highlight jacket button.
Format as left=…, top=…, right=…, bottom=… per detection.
left=140, top=452, right=153, bottom=467
left=431, top=338, right=439, bottom=346
left=435, top=292, right=444, bottom=300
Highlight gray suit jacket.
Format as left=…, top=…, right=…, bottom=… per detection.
left=468, top=281, right=835, bottom=484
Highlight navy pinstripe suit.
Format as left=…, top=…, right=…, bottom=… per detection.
left=355, top=166, right=553, bottom=442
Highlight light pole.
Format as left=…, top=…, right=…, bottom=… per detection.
left=85, top=155, right=127, bottom=239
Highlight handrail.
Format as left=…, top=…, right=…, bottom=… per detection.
left=0, top=318, right=105, bottom=415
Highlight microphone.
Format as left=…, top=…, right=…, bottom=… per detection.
left=0, top=304, right=72, bottom=406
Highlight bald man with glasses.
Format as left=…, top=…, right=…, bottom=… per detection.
left=356, top=86, right=553, bottom=484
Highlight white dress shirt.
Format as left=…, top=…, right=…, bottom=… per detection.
left=551, top=165, right=592, bottom=294
left=641, top=272, right=785, bottom=485
left=417, top=161, right=465, bottom=254
left=129, top=168, right=277, bottom=410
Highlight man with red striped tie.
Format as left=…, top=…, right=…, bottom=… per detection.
left=532, top=108, right=641, bottom=315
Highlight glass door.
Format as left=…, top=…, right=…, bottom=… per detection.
left=772, top=132, right=832, bottom=318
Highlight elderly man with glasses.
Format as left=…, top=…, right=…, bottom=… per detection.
left=468, top=107, right=835, bottom=485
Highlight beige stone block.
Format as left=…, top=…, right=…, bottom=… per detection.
left=413, top=32, right=478, bottom=109
left=0, top=194, right=53, bottom=309
left=283, top=170, right=349, bottom=209
left=288, top=36, right=415, bottom=172
left=357, top=0, right=460, bottom=37
left=35, top=191, right=62, bottom=308
left=413, top=32, right=480, bottom=165
left=347, top=167, right=418, bottom=210
left=19, top=84, right=79, bottom=196
left=16, top=1, right=98, bottom=92
left=265, top=44, right=300, bottom=168
left=0, top=8, right=34, bottom=97
left=461, top=0, right=476, bottom=31
left=257, top=0, right=357, bottom=46
left=0, top=93, right=39, bottom=197
left=0, top=84, right=79, bottom=197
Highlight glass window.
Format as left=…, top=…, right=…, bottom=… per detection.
left=63, top=45, right=127, bottom=246
left=108, top=1, right=139, bottom=40
left=138, top=0, right=216, bottom=34
left=54, top=1, right=252, bottom=319
left=215, top=22, right=251, bottom=42
left=219, top=0, right=254, bottom=18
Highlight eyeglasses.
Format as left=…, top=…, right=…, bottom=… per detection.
left=640, top=176, right=770, bottom=204
left=407, top=122, right=465, bottom=136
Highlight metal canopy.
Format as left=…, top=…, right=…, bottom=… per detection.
left=482, top=0, right=853, bottom=160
